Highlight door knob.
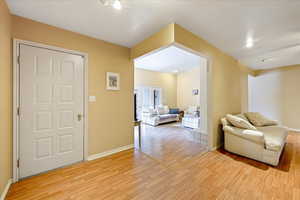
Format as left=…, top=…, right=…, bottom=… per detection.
left=77, top=114, right=83, bottom=121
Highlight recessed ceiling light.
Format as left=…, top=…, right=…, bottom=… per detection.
left=246, top=38, right=254, bottom=48
left=112, top=0, right=122, bottom=10
left=99, top=0, right=122, bottom=10
left=99, top=0, right=109, bottom=6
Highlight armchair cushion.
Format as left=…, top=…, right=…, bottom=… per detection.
left=245, top=112, right=279, bottom=127
left=257, top=126, right=288, bottom=151
left=187, top=106, right=198, bottom=113
left=226, top=114, right=257, bottom=130
left=235, top=113, right=249, bottom=122
left=224, top=126, right=264, bottom=144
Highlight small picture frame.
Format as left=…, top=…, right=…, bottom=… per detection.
left=192, top=89, right=199, bottom=95
left=106, top=72, right=120, bottom=90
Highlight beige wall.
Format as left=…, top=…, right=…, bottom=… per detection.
left=240, top=72, right=249, bottom=113
left=0, top=0, right=12, bottom=194
left=174, top=24, right=251, bottom=147
left=177, top=67, right=200, bottom=110
left=249, top=67, right=300, bottom=130
left=131, top=24, right=175, bottom=59
left=12, top=16, right=134, bottom=156
left=0, top=11, right=254, bottom=190
left=134, top=68, right=177, bottom=107
left=131, top=24, right=253, bottom=148
left=255, top=64, right=300, bottom=76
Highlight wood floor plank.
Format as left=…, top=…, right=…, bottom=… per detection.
left=6, top=131, right=299, bottom=200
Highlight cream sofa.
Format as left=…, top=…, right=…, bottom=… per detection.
left=142, top=106, right=179, bottom=126
left=221, top=114, right=288, bottom=166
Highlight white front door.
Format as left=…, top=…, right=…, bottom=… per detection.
left=19, top=44, right=84, bottom=178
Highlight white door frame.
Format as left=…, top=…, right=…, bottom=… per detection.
left=133, top=42, right=213, bottom=150
left=13, top=39, right=89, bottom=182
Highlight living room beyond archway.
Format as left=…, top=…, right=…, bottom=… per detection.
left=133, top=44, right=209, bottom=161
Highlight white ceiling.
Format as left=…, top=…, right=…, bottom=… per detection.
left=6, top=0, right=300, bottom=70
left=134, top=46, right=202, bottom=73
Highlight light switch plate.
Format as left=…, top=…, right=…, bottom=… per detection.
left=89, top=96, right=96, bottom=102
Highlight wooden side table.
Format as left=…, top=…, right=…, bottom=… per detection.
left=134, top=120, right=142, bottom=148
left=179, top=111, right=184, bottom=121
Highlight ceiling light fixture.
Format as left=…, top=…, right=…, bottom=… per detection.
left=112, top=0, right=122, bottom=10
left=246, top=37, right=254, bottom=48
left=100, top=0, right=122, bottom=10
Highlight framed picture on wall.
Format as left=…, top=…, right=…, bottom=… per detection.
left=106, top=72, right=120, bottom=90
left=192, top=89, right=199, bottom=95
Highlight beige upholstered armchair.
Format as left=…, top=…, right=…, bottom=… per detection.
left=182, top=106, right=200, bottom=129
left=221, top=113, right=288, bottom=166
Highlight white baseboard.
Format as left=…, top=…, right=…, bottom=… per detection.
left=87, top=144, right=134, bottom=161
left=0, top=178, right=12, bottom=200
left=289, top=128, right=300, bottom=133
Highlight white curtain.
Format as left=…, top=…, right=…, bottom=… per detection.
left=135, top=86, right=162, bottom=119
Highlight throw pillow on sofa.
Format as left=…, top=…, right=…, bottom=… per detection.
left=169, top=108, right=180, bottom=114
left=157, top=106, right=169, bottom=115
left=226, top=114, right=257, bottom=130
left=245, top=112, right=278, bottom=127
left=235, top=114, right=249, bottom=122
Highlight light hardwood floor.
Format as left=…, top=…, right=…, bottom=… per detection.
left=7, top=132, right=300, bottom=200
left=135, top=123, right=208, bottom=163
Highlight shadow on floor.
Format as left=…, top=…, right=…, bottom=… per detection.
left=217, top=142, right=293, bottom=172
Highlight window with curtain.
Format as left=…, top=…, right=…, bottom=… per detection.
left=135, top=86, right=162, bottom=120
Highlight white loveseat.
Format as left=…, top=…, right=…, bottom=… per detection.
left=221, top=113, right=288, bottom=166
left=142, top=106, right=180, bottom=126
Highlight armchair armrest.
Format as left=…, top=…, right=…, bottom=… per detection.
left=223, top=126, right=264, bottom=145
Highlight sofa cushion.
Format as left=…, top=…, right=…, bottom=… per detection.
left=169, top=108, right=180, bottom=114
left=257, top=126, right=288, bottom=151
left=157, top=106, right=169, bottom=115
left=158, top=114, right=178, bottom=120
left=245, top=112, right=278, bottom=127
left=143, top=107, right=157, bottom=115
left=221, top=117, right=231, bottom=127
left=226, top=114, right=257, bottom=130
left=235, top=114, right=249, bottom=122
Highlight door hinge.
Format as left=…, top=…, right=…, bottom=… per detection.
left=17, top=55, right=20, bottom=65
left=17, top=159, right=20, bottom=168
left=17, top=107, right=20, bottom=116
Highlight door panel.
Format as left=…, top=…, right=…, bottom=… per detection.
left=19, top=44, right=84, bottom=178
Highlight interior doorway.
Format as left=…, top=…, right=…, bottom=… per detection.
left=133, top=44, right=211, bottom=162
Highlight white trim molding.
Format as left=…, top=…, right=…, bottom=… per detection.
left=289, top=128, right=300, bottom=133
left=134, top=42, right=213, bottom=151
left=13, top=39, right=89, bottom=182
left=0, top=179, right=12, bottom=200
left=87, top=144, right=134, bottom=161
